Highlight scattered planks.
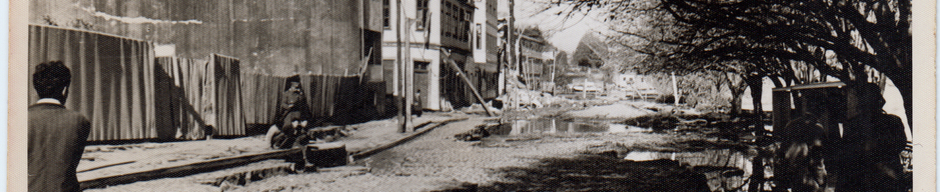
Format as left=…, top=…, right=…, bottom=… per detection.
left=79, top=148, right=301, bottom=190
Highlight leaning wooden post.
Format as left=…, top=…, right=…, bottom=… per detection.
left=442, top=50, right=495, bottom=117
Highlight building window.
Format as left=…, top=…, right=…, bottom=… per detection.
left=415, top=61, right=430, bottom=73
left=383, top=0, right=390, bottom=28
left=444, top=2, right=452, bottom=17
left=452, top=3, right=458, bottom=20
left=475, top=24, right=482, bottom=49
left=416, top=0, right=429, bottom=30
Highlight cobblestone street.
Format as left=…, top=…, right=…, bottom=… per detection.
left=230, top=114, right=705, bottom=191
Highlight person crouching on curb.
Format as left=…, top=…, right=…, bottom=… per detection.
left=267, top=75, right=313, bottom=150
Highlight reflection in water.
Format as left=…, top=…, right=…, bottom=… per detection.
left=491, top=118, right=651, bottom=136
left=624, top=150, right=756, bottom=192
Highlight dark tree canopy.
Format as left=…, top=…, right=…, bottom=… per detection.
left=553, top=0, right=912, bottom=128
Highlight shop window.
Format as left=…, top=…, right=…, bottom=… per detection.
left=415, top=61, right=430, bottom=73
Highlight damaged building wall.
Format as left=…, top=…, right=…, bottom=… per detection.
left=30, top=0, right=372, bottom=77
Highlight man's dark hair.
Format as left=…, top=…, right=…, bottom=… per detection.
left=857, top=83, right=886, bottom=109
left=33, top=61, right=71, bottom=99
left=284, top=75, right=301, bottom=91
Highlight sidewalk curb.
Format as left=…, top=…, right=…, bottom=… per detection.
left=350, top=117, right=469, bottom=160
left=77, top=117, right=469, bottom=190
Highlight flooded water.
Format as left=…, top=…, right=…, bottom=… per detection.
left=489, top=118, right=652, bottom=136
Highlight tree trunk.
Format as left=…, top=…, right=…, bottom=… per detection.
left=728, top=74, right=748, bottom=116
left=715, top=71, right=727, bottom=94
left=746, top=76, right=764, bottom=129
left=730, top=94, right=743, bottom=116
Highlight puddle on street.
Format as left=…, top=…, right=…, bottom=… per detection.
left=623, top=149, right=760, bottom=192
left=489, top=118, right=652, bottom=136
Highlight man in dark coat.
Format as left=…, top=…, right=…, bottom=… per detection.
left=270, top=75, right=312, bottom=149
left=28, top=61, right=91, bottom=192
left=837, top=83, right=908, bottom=192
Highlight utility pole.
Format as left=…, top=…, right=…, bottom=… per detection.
left=508, top=0, right=515, bottom=72
left=551, top=50, right=556, bottom=93
left=506, top=0, right=515, bottom=110
left=404, top=18, right=414, bottom=132
left=396, top=0, right=405, bottom=133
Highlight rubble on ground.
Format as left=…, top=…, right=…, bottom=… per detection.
left=459, top=101, right=502, bottom=115
left=454, top=124, right=491, bottom=141
left=496, top=88, right=572, bottom=110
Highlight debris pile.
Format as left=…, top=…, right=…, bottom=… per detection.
left=496, top=88, right=572, bottom=109
left=454, top=124, right=491, bottom=141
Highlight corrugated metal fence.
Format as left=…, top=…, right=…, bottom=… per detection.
left=240, top=74, right=381, bottom=126
left=240, top=72, right=284, bottom=125
left=30, top=24, right=382, bottom=141
left=29, top=25, right=158, bottom=141
left=154, top=57, right=207, bottom=140
left=30, top=25, right=247, bottom=141
left=207, top=54, right=246, bottom=136
left=153, top=55, right=246, bottom=140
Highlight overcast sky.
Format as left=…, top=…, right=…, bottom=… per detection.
left=497, top=0, right=609, bottom=54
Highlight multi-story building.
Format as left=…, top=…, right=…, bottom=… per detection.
left=382, top=0, right=480, bottom=110
left=496, top=18, right=560, bottom=93
left=515, top=31, right=558, bottom=92
left=471, top=0, right=500, bottom=100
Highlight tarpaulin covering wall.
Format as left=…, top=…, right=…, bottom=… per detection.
left=207, top=54, right=246, bottom=136
left=240, top=72, right=285, bottom=125
left=240, top=73, right=384, bottom=126
left=28, top=25, right=157, bottom=141
left=154, top=55, right=246, bottom=140
left=154, top=57, right=209, bottom=140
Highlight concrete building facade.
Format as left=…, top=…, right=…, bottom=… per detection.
left=382, top=0, right=478, bottom=111
left=471, top=0, right=500, bottom=100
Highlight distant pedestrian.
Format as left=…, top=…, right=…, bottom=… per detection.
left=28, top=61, right=91, bottom=192
left=413, top=89, right=423, bottom=117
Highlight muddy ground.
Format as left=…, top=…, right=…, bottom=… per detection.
left=226, top=106, right=759, bottom=192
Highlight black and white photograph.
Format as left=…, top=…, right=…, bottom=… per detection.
left=18, top=0, right=928, bottom=191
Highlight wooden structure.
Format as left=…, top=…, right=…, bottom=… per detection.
left=771, top=82, right=846, bottom=137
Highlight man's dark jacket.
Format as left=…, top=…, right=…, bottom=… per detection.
left=28, top=103, right=91, bottom=192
